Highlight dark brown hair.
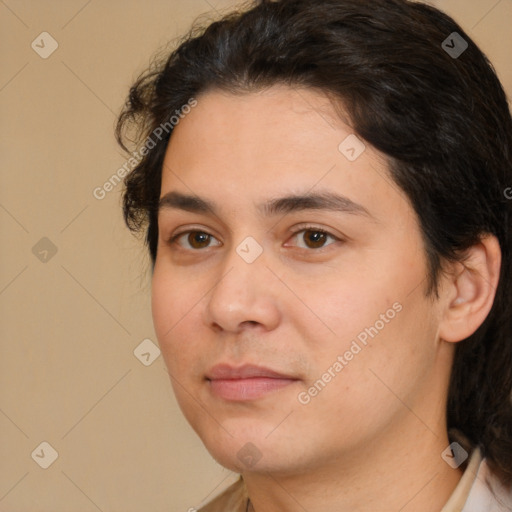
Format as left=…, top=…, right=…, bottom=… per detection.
left=116, top=0, right=512, bottom=488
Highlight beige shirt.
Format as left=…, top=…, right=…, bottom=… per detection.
left=198, top=448, right=512, bottom=512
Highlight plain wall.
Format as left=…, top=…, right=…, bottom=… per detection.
left=1, top=1, right=511, bottom=511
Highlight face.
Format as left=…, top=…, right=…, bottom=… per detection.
left=152, top=86, right=450, bottom=475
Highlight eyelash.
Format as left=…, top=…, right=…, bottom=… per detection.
left=167, top=225, right=341, bottom=251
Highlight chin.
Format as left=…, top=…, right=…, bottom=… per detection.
left=197, top=426, right=296, bottom=475
left=207, top=448, right=284, bottom=474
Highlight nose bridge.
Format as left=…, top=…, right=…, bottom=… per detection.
left=204, top=238, right=280, bottom=331
left=221, top=234, right=269, bottom=290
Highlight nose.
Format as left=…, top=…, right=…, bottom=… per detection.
left=203, top=243, right=281, bottom=334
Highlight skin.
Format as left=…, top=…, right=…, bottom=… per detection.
left=151, top=85, right=501, bottom=512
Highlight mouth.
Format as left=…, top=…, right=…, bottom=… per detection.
left=205, top=364, right=300, bottom=401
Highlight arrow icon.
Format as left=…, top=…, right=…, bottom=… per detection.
left=339, top=134, right=365, bottom=161
left=32, top=237, right=58, bottom=262
left=31, top=441, right=58, bottom=469
left=442, top=32, right=468, bottom=59
left=441, top=442, right=468, bottom=468
left=31, top=31, right=59, bottom=59
left=134, top=339, right=161, bottom=366
left=237, top=442, right=263, bottom=468
left=236, top=237, right=263, bottom=263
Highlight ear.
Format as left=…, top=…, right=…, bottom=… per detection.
left=438, top=234, right=501, bottom=343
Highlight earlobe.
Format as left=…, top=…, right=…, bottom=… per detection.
left=439, top=235, right=501, bottom=343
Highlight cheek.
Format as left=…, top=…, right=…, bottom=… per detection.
left=290, top=245, right=433, bottom=381
left=151, top=269, right=173, bottom=342
left=286, top=268, right=400, bottom=352
left=293, top=298, right=437, bottom=444
left=151, top=259, right=202, bottom=332
left=151, top=266, right=199, bottom=370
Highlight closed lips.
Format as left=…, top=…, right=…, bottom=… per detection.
left=206, top=364, right=297, bottom=380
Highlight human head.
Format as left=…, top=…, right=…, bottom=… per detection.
left=117, top=0, right=512, bottom=488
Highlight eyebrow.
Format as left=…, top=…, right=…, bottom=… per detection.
left=158, top=191, right=372, bottom=218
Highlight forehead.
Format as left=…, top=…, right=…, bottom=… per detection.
left=159, top=86, right=410, bottom=224
left=163, top=86, right=350, bottom=171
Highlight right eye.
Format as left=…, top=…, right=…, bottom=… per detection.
left=168, top=230, right=222, bottom=250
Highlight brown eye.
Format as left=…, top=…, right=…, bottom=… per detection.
left=169, top=230, right=221, bottom=250
left=302, top=229, right=329, bottom=249
left=289, top=228, right=338, bottom=250
left=187, top=231, right=212, bottom=249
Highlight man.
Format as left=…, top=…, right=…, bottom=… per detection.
left=116, top=0, right=512, bottom=510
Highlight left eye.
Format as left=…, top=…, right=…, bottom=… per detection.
left=288, top=228, right=338, bottom=249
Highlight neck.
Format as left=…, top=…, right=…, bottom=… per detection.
left=243, top=420, right=463, bottom=512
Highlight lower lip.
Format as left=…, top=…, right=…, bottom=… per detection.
left=208, top=377, right=297, bottom=401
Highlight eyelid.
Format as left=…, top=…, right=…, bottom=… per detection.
left=288, top=223, right=339, bottom=236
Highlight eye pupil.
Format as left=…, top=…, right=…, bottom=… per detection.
left=304, top=230, right=327, bottom=248
left=189, top=232, right=210, bottom=248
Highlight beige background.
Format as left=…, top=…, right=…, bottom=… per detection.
left=1, top=1, right=511, bottom=511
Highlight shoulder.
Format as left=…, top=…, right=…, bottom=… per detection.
left=198, top=477, right=248, bottom=512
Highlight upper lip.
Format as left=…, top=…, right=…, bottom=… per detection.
left=206, top=364, right=297, bottom=380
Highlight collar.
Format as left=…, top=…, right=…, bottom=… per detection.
left=441, top=446, right=482, bottom=512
